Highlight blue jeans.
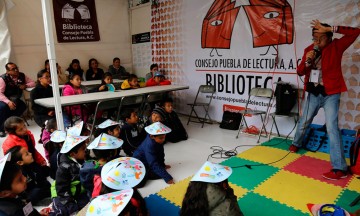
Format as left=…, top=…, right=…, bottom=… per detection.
left=292, top=93, right=347, bottom=171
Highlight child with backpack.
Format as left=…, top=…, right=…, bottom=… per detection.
left=6, top=146, right=51, bottom=205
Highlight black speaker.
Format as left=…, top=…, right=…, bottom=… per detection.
left=275, top=83, right=296, bottom=115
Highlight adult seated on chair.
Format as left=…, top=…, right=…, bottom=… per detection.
left=86, top=58, right=104, bottom=81
left=0, top=62, right=35, bottom=137
left=108, top=57, right=130, bottom=79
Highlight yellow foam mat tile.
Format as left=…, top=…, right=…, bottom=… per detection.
left=229, top=183, right=248, bottom=200
left=253, top=170, right=343, bottom=213
left=346, top=175, right=360, bottom=192
left=304, top=151, right=350, bottom=164
left=157, top=176, right=192, bottom=207
left=237, top=146, right=301, bottom=168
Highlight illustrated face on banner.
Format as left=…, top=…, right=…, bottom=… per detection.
left=201, top=0, right=240, bottom=49
left=243, top=0, right=294, bottom=48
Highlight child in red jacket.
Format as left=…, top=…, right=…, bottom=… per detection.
left=2, top=116, right=47, bottom=166
left=146, top=71, right=171, bottom=86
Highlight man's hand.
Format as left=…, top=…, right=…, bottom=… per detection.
left=167, top=179, right=174, bottom=184
left=18, top=84, right=26, bottom=90
left=8, top=101, right=16, bottom=110
left=165, top=164, right=171, bottom=169
left=311, top=20, right=332, bottom=33
left=48, top=110, right=55, bottom=116
left=306, top=50, right=316, bottom=61
left=99, top=85, right=106, bottom=91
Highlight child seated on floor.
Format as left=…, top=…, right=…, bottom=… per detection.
left=160, top=98, right=188, bottom=143
left=98, top=157, right=148, bottom=215
left=48, top=130, right=66, bottom=179
left=146, top=71, right=171, bottom=87
left=51, top=135, right=89, bottom=215
left=40, top=118, right=57, bottom=160
left=0, top=154, right=42, bottom=216
left=6, top=146, right=51, bottom=205
left=80, top=133, right=123, bottom=199
left=2, top=116, right=47, bottom=167
left=133, top=122, right=174, bottom=186
left=120, top=109, right=147, bottom=156
left=62, top=73, right=89, bottom=122
left=180, top=161, right=244, bottom=216
left=89, top=72, right=116, bottom=92
left=145, top=107, right=166, bottom=126
left=121, top=74, right=141, bottom=90
left=96, top=119, right=121, bottom=138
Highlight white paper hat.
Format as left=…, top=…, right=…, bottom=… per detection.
left=144, top=122, right=172, bottom=135
left=0, top=153, right=11, bottom=182
left=87, top=133, right=124, bottom=150
left=101, top=157, right=146, bottom=190
left=50, top=130, right=67, bottom=143
left=307, top=204, right=351, bottom=216
left=67, top=121, right=84, bottom=137
left=97, top=119, right=121, bottom=129
left=191, top=161, right=232, bottom=183
left=60, top=135, right=89, bottom=153
left=86, top=189, right=133, bottom=216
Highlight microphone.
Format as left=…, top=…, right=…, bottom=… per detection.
left=305, top=45, right=320, bottom=66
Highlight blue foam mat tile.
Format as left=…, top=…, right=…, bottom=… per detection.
left=145, top=194, right=180, bottom=216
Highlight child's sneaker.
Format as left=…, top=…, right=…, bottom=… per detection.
left=322, top=169, right=348, bottom=180
left=288, top=144, right=299, bottom=153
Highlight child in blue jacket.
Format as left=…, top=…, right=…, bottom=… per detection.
left=133, top=122, right=174, bottom=186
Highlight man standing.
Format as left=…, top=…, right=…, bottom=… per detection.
left=0, top=62, right=35, bottom=137
left=288, top=20, right=360, bottom=180
left=108, top=57, right=130, bottom=79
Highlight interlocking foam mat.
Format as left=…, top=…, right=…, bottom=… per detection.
left=144, top=138, right=360, bottom=216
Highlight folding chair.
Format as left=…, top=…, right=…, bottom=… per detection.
left=187, top=85, right=215, bottom=128
left=116, top=95, right=145, bottom=120
left=88, top=98, right=122, bottom=138
left=236, top=87, right=273, bottom=143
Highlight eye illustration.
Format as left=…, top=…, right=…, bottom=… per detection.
left=263, top=11, right=280, bottom=19
left=211, top=20, right=223, bottom=26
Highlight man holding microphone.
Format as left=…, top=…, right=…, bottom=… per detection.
left=288, top=20, right=360, bottom=180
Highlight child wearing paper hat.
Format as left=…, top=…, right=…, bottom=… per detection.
left=96, top=119, right=121, bottom=138
left=80, top=133, right=124, bottom=199
left=51, top=135, right=89, bottom=215
left=86, top=189, right=134, bottom=216
left=98, top=157, right=148, bottom=215
left=180, top=161, right=244, bottom=216
left=48, top=130, right=66, bottom=179
left=307, top=204, right=354, bottom=216
left=0, top=153, right=42, bottom=215
left=133, top=122, right=174, bottom=185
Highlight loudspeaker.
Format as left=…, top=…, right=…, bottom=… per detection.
left=275, top=83, right=296, bottom=115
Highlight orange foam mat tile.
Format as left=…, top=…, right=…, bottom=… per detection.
left=237, top=146, right=301, bottom=168
left=157, top=176, right=192, bottom=207
left=253, top=170, right=343, bottom=213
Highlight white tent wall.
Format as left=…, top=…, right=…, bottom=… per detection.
left=0, top=0, right=13, bottom=69
left=5, top=0, right=132, bottom=80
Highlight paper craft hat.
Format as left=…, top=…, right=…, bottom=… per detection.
left=50, top=130, right=67, bottom=143
left=97, top=119, right=121, bottom=129
left=87, top=133, right=124, bottom=150
left=191, top=161, right=232, bottom=183
left=0, top=153, right=11, bottom=183
left=202, top=0, right=240, bottom=49
left=243, top=0, right=294, bottom=47
left=144, top=122, right=172, bottom=135
left=60, top=135, right=88, bottom=153
left=307, top=204, right=352, bottom=216
left=101, top=157, right=146, bottom=190
left=67, top=121, right=84, bottom=137
left=154, top=71, right=164, bottom=77
left=86, top=189, right=133, bottom=216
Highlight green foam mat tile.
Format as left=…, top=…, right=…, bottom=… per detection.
left=238, top=192, right=307, bottom=216
left=335, top=189, right=360, bottom=213
left=221, top=156, right=279, bottom=190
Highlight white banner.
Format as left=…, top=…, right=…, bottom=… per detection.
left=151, top=0, right=360, bottom=131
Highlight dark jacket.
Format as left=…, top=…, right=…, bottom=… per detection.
left=0, top=196, right=40, bottom=216
left=0, top=73, right=26, bottom=100
left=207, top=184, right=243, bottom=216
left=162, top=109, right=188, bottom=143
left=85, top=68, right=104, bottom=81
left=79, top=160, right=102, bottom=199
left=49, top=147, right=61, bottom=179
left=120, top=122, right=147, bottom=156
left=108, top=65, right=130, bottom=79
left=30, top=83, right=55, bottom=126
left=133, top=135, right=173, bottom=182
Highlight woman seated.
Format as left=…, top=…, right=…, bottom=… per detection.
left=86, top=58, right=104, bottom=81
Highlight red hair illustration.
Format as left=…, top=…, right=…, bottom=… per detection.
left=243, top=0, right=294, bottom=55
left=201, top=0, right=240, bottom=57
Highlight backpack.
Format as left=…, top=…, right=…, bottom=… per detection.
left=349, top=136, right=360, bottom=175
left=219, top=111, right=242, bottom=130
